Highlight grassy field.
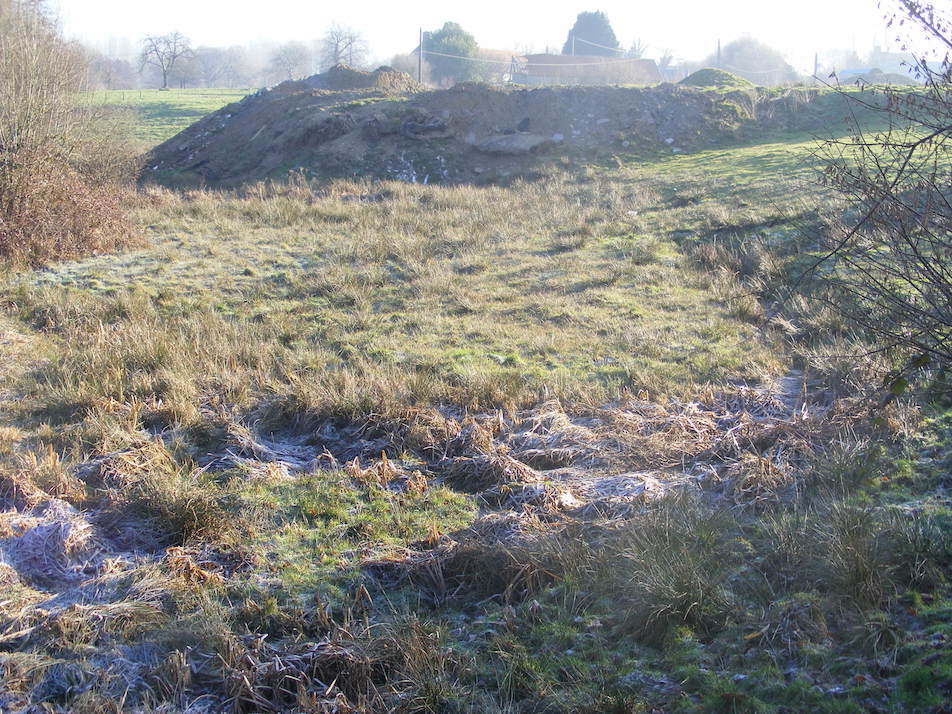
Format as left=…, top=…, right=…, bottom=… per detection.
left=85, top=88, right=252, bottom=146
left=1, top=91, right=950, bottom=713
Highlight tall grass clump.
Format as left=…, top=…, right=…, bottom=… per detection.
left=0, top=0, right=137, bottom=265
left=609, top=494, right=740, bottom=642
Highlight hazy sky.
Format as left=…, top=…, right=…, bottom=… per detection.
left=54, top=0, right=905, bottom=72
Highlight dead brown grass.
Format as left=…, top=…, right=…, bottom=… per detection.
left=93, top=439, right=240, bottom=547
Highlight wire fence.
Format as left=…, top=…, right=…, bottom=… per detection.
left=573, top=36, right=627, bottom=54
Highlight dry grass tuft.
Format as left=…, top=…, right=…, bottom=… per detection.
left=756, top=497, right=950, bottom=611
left=368, top=518, right=596, bottom=608
left=755, top=592, right=831, bottom=654
left=439, top=453, right=540, bottom=493
left=221, top=636, right=374, bottom=713
left=345, top=452, right=400, bottom=488
left=608, top=493, right=739, bottom=642
left=93, top=439, right=238, bottom=547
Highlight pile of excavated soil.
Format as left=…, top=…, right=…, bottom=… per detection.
left=680, top=68, right=755, bottom=89
left=144, top=76, right=856, bottom=188
left=275, top=64, right=424, bottom=95
left=318, top=64, right=423, bottom=92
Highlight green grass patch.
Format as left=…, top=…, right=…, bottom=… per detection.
left=82, top=88, right=252, bottom=147
left=240, top=472, right=475, bottom=600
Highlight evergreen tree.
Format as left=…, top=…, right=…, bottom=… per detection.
left=426, top=21, right=480, bottom=84
left=562, top=11, right=620, bottom=56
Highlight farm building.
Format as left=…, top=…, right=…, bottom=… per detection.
left=513, top=54, right=661, bottom=86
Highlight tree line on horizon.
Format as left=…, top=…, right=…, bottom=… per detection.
left=84, top=10, right=913, bottom=91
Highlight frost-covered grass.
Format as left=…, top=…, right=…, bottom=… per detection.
left=1, top=122, right=949, bottom=713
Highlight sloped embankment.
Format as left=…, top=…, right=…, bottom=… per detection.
left=145, top=66, right=855, bottom=188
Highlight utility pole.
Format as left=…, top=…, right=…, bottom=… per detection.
left=813, top=52, right=819, bottom=79
left=418, top=27, right=423, bottom=83
left=572, top=33, right=576, bottom=56
left=716, top=39, right=721, bottom=68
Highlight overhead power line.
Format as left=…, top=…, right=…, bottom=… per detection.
left=573, top=36, right=625, bottom=54
left=421, top=50, right=513, bottom=65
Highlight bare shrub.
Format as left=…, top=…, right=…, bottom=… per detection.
left=0, top=1, right=137, bottom=265
left=95, top=440, right=238, bottom=546
left=0, top=155, right=134, bottom=264
left=808, top=3, right=952, bottom=380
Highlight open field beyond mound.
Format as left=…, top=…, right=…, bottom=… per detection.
left=86, top=88, right=253, bottom=146
left=1, top=85, right=950, bottom=713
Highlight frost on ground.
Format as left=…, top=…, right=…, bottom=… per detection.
left=0, top=367, right=846, bottom=621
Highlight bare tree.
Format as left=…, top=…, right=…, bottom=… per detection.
left=1, top=0, right=135, bottom=263
left=188, top=46, right=227, bottom=87
left=140, top=32, right=191, bottom=89
left=182, top=46, right=249, bottom=88
left=0, top=0, right=85, bottom=157
left=85, top=49, right=137, bottom=90
left=186, top=46, right=251, bottom=88
left=319, top=23, right=367, bottom=70
left=218, top=46, right=251, bottom=88
left=627, top=38, right=647, bottom=59
left=268, top=41, right=311, bottom=83
left=807, top=1, right=952, bottom=384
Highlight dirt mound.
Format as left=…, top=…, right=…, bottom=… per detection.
left=680, top=68, right=755, bottom=89
left=274, top=64, right=424, bottom=95
left=318, top=64, right=423, bottom=92
left=144, top=81, right=854, bottom=188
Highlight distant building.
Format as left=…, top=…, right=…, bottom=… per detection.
left=866, top=48, right=918, bottom=77
left=513, top=54, right=661, bottom=86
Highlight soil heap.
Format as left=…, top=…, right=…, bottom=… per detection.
left=280, top=63, right=424, bottom=93
left=145, top=68, right=858, bottom=188
left=680, top=68, right=755, bottom=89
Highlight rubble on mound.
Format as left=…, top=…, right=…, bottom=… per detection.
left=145, top=69, right=856, bottom=188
